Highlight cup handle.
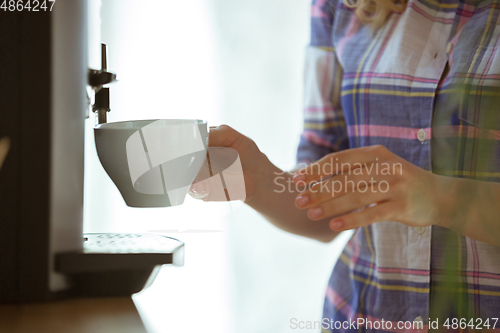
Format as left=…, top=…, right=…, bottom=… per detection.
left=208, top=125, right=217, bottom=146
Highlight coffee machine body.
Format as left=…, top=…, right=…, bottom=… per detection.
left=0, top=0, right=87, bottom=302
left=0, top=0, right=183, bottom=303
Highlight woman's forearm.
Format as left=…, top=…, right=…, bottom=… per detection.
left=199, top=124, right=339, bottom=242
left=436, top=174, right=500, bottom=247
left=245, top=153, right=340, bottom=243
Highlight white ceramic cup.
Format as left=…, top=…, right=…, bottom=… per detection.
left=94, top=119, right=208, bottom=207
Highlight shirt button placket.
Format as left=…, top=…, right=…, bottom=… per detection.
left=417, top=129, right=426, bottom=143
left=415, top=226, right=426, bottom=235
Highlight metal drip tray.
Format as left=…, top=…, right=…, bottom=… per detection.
left=56, top=233, right=184, bottom=297
left=84, top=233, right=183, bottom=253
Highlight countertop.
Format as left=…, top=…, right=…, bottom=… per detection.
left=0, top=297, right=147, bottom=333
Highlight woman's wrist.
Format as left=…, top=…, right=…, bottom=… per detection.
left=244, top=153, right=297, bottom=208
left=244, top=151, right=277, bottom=205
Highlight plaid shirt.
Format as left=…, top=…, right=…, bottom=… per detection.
left=298, top=0, right=500, bottom=331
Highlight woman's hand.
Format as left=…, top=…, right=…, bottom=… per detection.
left=189, top=125, right=271, bottom=204
left=293, top=145, right=452, bottom=232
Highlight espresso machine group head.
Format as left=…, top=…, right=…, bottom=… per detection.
left=88, top=43, right=117, bottom=125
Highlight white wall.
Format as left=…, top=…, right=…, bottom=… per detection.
left=84, top=1, right=352, bottom=332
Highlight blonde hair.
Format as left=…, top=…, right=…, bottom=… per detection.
left=343, top=0, right=407, bottom=28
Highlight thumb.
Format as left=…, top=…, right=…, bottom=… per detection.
left=208, top=124, right=242, bottom=148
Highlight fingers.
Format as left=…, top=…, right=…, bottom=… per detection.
left=293, top=145, right=390, bottom=185
left=194, top=173, right=231, bottom=202
left=189, top=125, right=234, bottom=201
left=189, top=146, right=246, bottom=202
left=304, top=189, right=391, bottom=221
left=193, top=124, right=253, bottom=203
left=329, top=201, right=399, bottom=231
left=295, top=171, right=392, bottom=209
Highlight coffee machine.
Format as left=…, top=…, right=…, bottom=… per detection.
left=0, top=0, right=185, bottom=303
